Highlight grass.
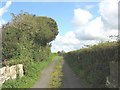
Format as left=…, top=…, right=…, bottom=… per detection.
left=1, top=53, right=58, bottom=89
left=48, top=56, right=63, bottom=88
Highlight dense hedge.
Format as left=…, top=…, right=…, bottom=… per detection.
left=1, top=12, right=59, bottom=88
left=64, top=41, right=118, bottom=88
left=2, top=12, right=58, bottom=65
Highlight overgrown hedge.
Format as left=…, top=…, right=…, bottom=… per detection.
left=2, top=12, right=58, bottom=65
left=64, top=41, right=118, bottom=88
left=1, top=12, right=59, bottom=88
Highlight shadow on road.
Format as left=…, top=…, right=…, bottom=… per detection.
left=61, top=58, right=83, bottom=88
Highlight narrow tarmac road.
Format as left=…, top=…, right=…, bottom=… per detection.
left=32, top=57, right=83, bottom=88
left=61, top=60, right=83, bottom=88
left=32, top=57, right=59, bottom=88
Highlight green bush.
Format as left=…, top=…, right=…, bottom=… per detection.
left=1, top=12, right=59, bottom=88
left=64, top=41, right=118, bottom=88
left=2, top=12, right=58, bottom=63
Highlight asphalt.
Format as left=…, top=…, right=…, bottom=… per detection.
left=61, top=60, right=83, bottom=88
left=32, top=57, right=59, bottom=88
left=32, top=57, right=83, bottom=88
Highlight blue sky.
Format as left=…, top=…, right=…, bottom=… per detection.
left=0, top=0, right=118, bottom=52
left=1, top=2, right=99, bottom=35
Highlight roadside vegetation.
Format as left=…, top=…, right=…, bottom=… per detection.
left=2, top=54, right=58, bottom=88
left=64, top=41, right=118, bottom=88
left=2, top=12, right=58, bottom=65
left=48, top=56, right=63, bottom=88
left=1, top=11, right=58, bottom=88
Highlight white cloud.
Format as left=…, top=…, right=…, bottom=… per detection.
left=75, top=17, right=108, bottom=40
left=0, top=0, right=12, bottom=17
left=99, top=0, right=119, bottom=30
left=0, top=19, right=6, bottom=28
left=51, top=31, right=82, bottom=52
left=64, top=31, right=80, bottom=45
left=51, top=0, right=118, bottom=52
left=0, top=0, right=12, bottom=28
left=73, top=8, right=93, bottom=26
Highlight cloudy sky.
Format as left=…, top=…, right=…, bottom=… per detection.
left=0, top=0, right=119, bottom=52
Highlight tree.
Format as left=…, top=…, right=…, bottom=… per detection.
left=2, top=12, right=58, bottom=62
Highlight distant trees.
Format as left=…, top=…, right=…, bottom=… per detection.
left=2, top=12, right=58, bottom=63
left=57, top=50, right=65, bottom=56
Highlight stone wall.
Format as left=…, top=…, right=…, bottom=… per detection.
left=106, top=61, right=118, bottom=88
left=0, top=64, right=24, bottom=87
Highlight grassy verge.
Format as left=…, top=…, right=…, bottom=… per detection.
left=48, top=56, right=63, bottom=88
left=1, top=53, right=58, bottom=88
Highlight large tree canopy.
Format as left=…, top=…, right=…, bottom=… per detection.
left=2, top=12, right=58, bottom=61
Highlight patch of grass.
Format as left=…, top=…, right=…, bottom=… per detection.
left=1, top=53, right=58, bottom=89
left=48, top=56, right=63, bottom=88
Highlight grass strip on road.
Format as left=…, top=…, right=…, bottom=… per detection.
left=48, top=56, right=63, bottom=88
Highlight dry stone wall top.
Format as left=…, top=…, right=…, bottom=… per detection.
left=0, top=64, right=24, bottom=86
